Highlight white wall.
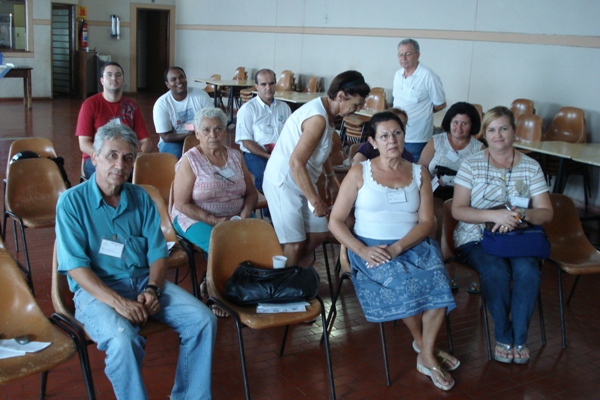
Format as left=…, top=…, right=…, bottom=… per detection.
left=1, top=0, right=599, bottom=206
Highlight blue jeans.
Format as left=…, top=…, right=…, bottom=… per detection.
left=74, top=275, right=217, bottom=400
left=456, top=242, right=541, bottom=346
left=403, top=142, right=427, bottom=164
left=243, top=152, right=268, bottom=193
left=158, top=141, right=184, bottom=159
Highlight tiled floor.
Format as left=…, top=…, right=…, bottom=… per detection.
left=1, top=96, right=600, bottom=399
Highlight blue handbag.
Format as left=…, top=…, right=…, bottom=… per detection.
left=481, top=223, right=551, bottom=259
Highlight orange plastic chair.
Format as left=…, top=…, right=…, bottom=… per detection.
left=544, top=194, right=600, bottom=348
left=206, top=219, right=335, bottom=400
left=0, top=239, right=91, bottom=399
left=132, top=153, right=178, bottom=206
left=340, top=88, right=386, bottom=145
left=275, top=70, right=295, bottom=92
left=510, top=99, right=535, bottom=119
left=3, top=158, right=67, bottom=294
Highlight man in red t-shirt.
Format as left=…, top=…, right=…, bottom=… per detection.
left=76, top=61, right=152, bottom=178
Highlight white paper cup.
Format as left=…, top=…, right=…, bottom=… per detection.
left=272, top=255, right=287, bottom=269
left=230, top=215, right=241, bottom=220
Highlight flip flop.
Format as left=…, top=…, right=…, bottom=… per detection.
left=417, top=362, right=455, bottom=391
left=513, top=344, right=530, bottom=364
left=494, top=343, right=513, bottom=363
left=412, top=341, right=460, bottom=371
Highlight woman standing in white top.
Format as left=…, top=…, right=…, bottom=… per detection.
left=263, top=70, right=370, bottom=266
left=329, top=111, right=458, bottom=392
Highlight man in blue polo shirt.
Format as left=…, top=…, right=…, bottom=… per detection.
left=55, top=122, right=216, bottom=400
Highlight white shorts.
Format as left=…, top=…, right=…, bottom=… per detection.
left=263, top=178, right=329, bottom=244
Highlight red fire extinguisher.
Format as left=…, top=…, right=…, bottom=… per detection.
left=79, top=19, right=88, bottom=48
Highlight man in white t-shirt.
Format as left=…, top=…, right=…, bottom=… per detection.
left=234, top=69, right=291, bottom=192
left=153, top=67, right=213, bottom=158
left=392, top=38, right=446, bottom=163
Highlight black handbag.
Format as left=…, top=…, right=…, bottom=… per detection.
left=224, top=261, right=320, bottom=306
left=481, top=223, right=550, bottom=259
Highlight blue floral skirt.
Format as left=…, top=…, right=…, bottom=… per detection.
left=348, top=236, right=456, bottom=323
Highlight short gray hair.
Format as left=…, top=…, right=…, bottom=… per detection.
left=93, top=122, right=138, bottom=156
left=193, top=107, right=227, bottom=130
left=398, top=38, right=420, bottom=53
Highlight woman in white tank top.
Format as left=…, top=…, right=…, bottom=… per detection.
left=329, top=111, right=458, bottom=392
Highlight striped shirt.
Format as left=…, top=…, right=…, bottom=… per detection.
left=453, top=150, right=549, bottom=247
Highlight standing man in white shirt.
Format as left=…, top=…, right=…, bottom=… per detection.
left=153, top=66, right=213, bottom=159
left=392, top=39, right=446, bottom=163
left=234, top=69, right=292, bottom=193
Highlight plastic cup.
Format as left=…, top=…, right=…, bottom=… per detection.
left=272, top=255, right=287, bottom=269
left=230, top=216, right=241, bottom=220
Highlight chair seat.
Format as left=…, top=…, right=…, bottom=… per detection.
left=549, top=251, right=600, bottom=274
left=18, top=217, right=56, bottom=229
left=0, top=320, right=76, bottom=384
left=213, top=294, right=322, bottom=329
left=343, top=114, right=371, bottom=127
left=167, top=246, right=189, bottom=270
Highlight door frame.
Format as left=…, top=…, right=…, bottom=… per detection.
left=129, top=3, right=175, bottom=93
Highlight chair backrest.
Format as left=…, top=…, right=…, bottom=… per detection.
left=364, top=87, right=387, bottom=111
left=441, top=199, right=459, bottom=260
left=138, top=184, right=178, bottom=243
left=232, top=66, right=247, bottom=80
left=207, top=219, right=283, bottom=296
left=5, top=158, right=67, bottom=218
left=132, top=153, right=178, bottom=206
left=472, top=104, right=484, bottom=139
left=544, top=107, right=586, bottom=143
left=330, top=133, right=345, bottom=166
left=275, top=70, right=294, bottom=92
left=0, top=242, right=47, bottom=340
left=515, top=114, right=543, bottom=143
left=303, top=76, right=319, bottom=93
left=6, top=137, right=57, bottom=174
left=348, top=143, right=362, bottom=160
left=183, top=136, right=200, bottom=154
left=510, top=98, right=535, bottom=119
left=51, top=244, right=77, bottom=321
left=545, top=194, right=597, bottom=260
left=204, top=74, right=221, bottom=95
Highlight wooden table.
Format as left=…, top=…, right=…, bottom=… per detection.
left=195, top=78, right=254, bottom=124
left=514, top=141, right=600, bottom=193
left=1, top=66, right=33, bottom=109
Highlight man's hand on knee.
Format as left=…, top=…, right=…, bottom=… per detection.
left=114, top=297, right=149, bottom=325
left=137, top=291, right=161, bottom=316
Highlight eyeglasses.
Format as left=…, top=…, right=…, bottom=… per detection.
left=375, top=131, right=403, bottom=142
left=397, top=52, right=416, bottom=58
left=213, top=171, right=234, bottom=185
left=103, top=72, right=123, bottom=78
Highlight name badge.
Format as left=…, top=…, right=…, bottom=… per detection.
left=445, top=151, right=460, bottom=163
left=510, top=196, right=530, bottom=208
left=220, top=166, right=235, bottom=179
left=387, top=190, right=407, bottom=204
left=99, top=237, right=125, bottom=258
left=431, top=175, right=440, bottom=192
left=109, top=117, right=121, bottom=125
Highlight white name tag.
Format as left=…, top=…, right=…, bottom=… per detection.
left=445, top=151, right=460, bottom=163
left=220, top=166, right=235, bottom=179
left=109, top=117, right=121, bottom=125
left=510, top=196, right=530, bottom=208
left=387, top=190, right=407, bottom=203
left=99, top=238, right=124, bottom=258
left=431, top=175, right=440, bottom=192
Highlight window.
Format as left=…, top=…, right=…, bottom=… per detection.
left=0, top=0, right=29, bottom=52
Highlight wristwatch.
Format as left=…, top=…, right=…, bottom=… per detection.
left=145, top=284, right=161, bottom=298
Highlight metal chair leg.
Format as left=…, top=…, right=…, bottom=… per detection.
left=557, top=265, right=567, bottom=348
left=40, top=371, right=48, bottom=399
left=322, top=242, right=334, bottom=299
left=317, top=296, right=336, bottom=400
left=566, top=275, right=581, bottom=306
left=379, top=323, right=391, bottom=386
left=482, top=296, right=493, bottom=360
left=279, top=325, right=290, bottom=356
left=538, top=290, right=546, bottom=346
